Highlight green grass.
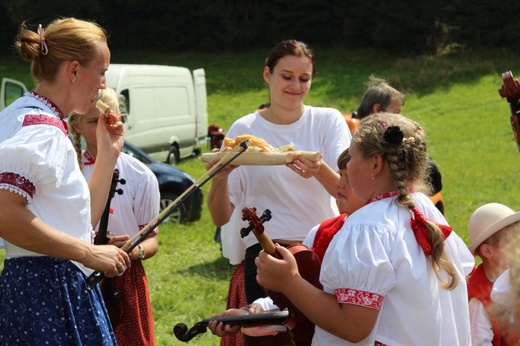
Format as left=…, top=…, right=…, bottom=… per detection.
left=2, top=48, right=520, bottom=345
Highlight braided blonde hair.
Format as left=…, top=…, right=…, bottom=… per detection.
left=352, top=112, right=458, bottom=290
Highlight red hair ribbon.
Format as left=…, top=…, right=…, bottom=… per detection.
left=410, top=207, right=452, bottom=255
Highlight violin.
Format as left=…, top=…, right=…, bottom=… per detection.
left=94, top=169, right=126, bottom=327
left=498, top=70, right=520, bottom=152
left=173, top=310, right=289, bottom=342
left=241, top=207, right=322, bottom=346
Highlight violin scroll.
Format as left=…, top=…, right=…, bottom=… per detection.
left=240, top=207, right=272, bottom=238
left=173, top=321, right=207, bottom=342
left=241, top=207, right=276, bottom=255
left=499, top=71, right=520, bottom=102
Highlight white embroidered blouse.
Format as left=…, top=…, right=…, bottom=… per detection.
left=0, top=93, right=93, bottom=274
left=317, top=192, right=474, bottom=346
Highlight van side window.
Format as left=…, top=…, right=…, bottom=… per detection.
left=120, top=89, right=130, bottom=123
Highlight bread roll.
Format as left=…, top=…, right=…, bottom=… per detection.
left=96, top=100, right=111, bottom=117
left=223, top=134, right=294, bottom=152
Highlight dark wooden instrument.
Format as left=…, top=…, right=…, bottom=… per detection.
left=94, top=168, right=126, bottom=327
left=241, top=207, right=322, bottom=346
left=173, top=310, right=289, bottom=342
left=498, top=70, right=520, bottom=152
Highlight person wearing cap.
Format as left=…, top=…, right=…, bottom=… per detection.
left=467, top=203, right=520, bottom=346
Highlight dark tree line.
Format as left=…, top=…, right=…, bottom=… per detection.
left=1, top=0, right=519, bottom=56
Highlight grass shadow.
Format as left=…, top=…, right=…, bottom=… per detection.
left=173, top=254, right=235, bottom=281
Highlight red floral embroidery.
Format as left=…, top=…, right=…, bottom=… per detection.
left=335, top=287, right=384, bottom=310
left=0, top=172, right=36, bottom=198
left=23, top=114, right=68, bottom=135
left=30, top=92, right=65, bottom=119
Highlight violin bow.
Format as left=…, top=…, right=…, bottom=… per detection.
left=173, top=310, right=289, bottom=342
left=85, top=141, right=249, bottom=292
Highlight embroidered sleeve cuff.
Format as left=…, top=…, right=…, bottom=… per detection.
left=335, top=288, right=384, bottom=311
left=0, top=172, right=36, bottom=199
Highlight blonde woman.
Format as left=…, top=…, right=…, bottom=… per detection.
left=0, top=18, right=128, bottom=345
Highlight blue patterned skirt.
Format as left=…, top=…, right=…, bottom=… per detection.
left=0, top=256, right=117, bottom=345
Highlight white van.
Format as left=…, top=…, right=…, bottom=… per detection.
left=1, top=64, right=209, bottom=165
left=106, top=64, right=208, bottom=164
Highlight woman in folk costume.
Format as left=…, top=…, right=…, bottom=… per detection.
left=0, top=18, right=129, bottom=345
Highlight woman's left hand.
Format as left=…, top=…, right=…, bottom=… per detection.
left=255, top=245, right=300, bottom=295
left=287, top=155, right=322, bottom=178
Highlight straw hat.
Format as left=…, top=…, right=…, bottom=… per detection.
left=468, top=203, right=520, bottom=254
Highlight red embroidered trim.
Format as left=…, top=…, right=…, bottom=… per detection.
left=335, top=287, right=384, bottom=310
left=0, top=172, right=36, bottom=198
left=30, top=92, right=65, bottom=119
left=369, top=191, right=398, bottom=203
left=23, top=114, right=68, bottom=135
left=83, top=150, right=96, bottom=166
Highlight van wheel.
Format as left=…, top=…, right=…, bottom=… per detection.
left=167, top=146, right=180, bottom=165
left=160, top=192, right=186, bottom=223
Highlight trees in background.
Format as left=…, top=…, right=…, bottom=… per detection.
left=1, top=0, right=519, bottom=56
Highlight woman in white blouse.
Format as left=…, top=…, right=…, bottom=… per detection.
left=0, top=18, right=129, bottom=345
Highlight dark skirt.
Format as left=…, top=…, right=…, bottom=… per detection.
left=0, top=256, right=117, bottom=346
left=244, top=243, right=266, bottom=304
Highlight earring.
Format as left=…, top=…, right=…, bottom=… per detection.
left=72, top=76, right=77, bottom=84
left=371, top=175, right=375, bottom=181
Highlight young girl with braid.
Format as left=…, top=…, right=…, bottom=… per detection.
left=69, top=87, right=160, bottom=345
left=255, top=113, right=474, bottom=345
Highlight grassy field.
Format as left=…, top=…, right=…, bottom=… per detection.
left=1, top=48, right=520, bottom=345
